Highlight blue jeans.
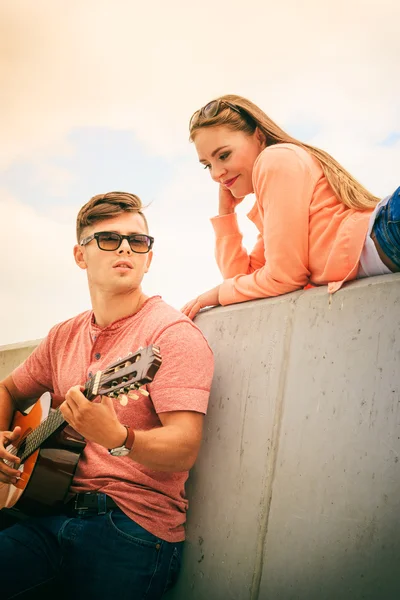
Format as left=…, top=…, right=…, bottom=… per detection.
left=0, top=509, right=183, bottom=600
left=372, top=186, right=400, bottom=269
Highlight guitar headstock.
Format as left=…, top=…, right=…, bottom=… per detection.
left=84, top=345, right=162, bottom=403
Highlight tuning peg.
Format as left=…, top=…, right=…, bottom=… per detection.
left=138, top=388, right=149, bottom=397
left=119, top=394, right=129, bottom=406
left=128, top=391, right=139, bottom=400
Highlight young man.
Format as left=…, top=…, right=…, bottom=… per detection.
left=0, top=192, right=214, bottom=599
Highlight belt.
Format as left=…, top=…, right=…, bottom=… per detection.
left=66, top=492, right=119, bottom=515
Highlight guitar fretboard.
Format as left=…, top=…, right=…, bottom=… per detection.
left=20, top=408, right=66, bottom=462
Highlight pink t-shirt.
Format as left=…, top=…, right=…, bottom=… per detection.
left=12, top=296, right=214, bottom=542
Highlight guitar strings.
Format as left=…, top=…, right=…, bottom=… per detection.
left=5, top=365, right=137, bottom=462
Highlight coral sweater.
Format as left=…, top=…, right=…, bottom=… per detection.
left=212, top=143, right=373, bottom=306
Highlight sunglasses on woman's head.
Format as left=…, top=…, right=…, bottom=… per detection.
left=189, top=100, right=242, bottom=129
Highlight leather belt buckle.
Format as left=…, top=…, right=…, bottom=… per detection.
left=74, top=493, right=88, bottom=514
left=70, top=492, right=116, bottom=516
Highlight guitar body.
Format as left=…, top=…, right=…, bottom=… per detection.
left=0, top=392, right=85, bottom=518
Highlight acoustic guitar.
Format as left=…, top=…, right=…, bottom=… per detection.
left=0, top=345, right=161, bottom=520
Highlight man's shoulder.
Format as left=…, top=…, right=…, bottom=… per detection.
left=142, top=296, right=197, bottom=330
left=140, top=297, right=209, bottom=344
left=46, top=310, right=92, bottom=343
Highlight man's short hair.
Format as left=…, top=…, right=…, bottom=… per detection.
left=76, top=191, right=149, bottom=241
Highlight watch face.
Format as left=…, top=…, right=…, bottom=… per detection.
left=110, top=446, right=130, bottom=457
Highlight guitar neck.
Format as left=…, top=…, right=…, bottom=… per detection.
left=20, top=407, right=66, bottom=462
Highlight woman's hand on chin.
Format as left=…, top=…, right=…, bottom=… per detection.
left=181, top=286, right=221, bottom=320
left=219, top=184, right=245, bottom=216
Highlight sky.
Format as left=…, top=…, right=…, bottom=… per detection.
left=1, top=0, right=399, bottom=346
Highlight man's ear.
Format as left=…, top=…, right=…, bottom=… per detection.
left=144, top=250, right=153, bottom=274
left=73, top=244, right=88, bottom=270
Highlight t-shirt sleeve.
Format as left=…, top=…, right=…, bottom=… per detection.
left=12, top=330, right=56, bottom=397
left=148, top=321, right=214, bottom=415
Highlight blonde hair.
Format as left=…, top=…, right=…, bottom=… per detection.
left=76, top=191, right=148, bottom=241
left=189, top=94, right=379, bottom=210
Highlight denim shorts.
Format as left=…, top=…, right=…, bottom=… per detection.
left=372, top=186, right=400, bottom=269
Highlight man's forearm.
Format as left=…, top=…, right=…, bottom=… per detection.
left=128, top=424, right=201, bottom=472
left=60, top=386, right=204, bottom=473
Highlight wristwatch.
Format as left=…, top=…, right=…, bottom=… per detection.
left=109, top=426, right=135, bottom=457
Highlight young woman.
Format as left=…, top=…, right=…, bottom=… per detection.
left=181, top=94, right=400, bottom=320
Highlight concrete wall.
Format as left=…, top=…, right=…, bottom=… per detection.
left=167, top=273, right=400, bottom=600
left=0, top=339, right=41, bottom=380
left=1, top=274, right=400, bottom=599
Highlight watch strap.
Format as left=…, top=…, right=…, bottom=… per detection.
left=123, top=426, right=135, bottom=451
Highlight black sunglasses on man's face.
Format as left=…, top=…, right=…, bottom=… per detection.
left=80, top=231, right=154, bottom=254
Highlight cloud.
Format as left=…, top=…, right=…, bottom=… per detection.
left=31, top=163, right=77, bottom=197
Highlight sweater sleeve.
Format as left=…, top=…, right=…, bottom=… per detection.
left=211, top=213, right=265, bottom=278
left=218, top=147, right=315, bottom=306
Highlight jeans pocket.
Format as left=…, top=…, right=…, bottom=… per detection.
left=107, top=510, right=161, bottom=549
left=163, top=546, right=183, bottom=595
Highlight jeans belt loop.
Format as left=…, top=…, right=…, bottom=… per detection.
left=97, top=493, right=107, bottom=515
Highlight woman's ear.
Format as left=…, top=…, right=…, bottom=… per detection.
left=255, top=127, right=267, bottom=148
